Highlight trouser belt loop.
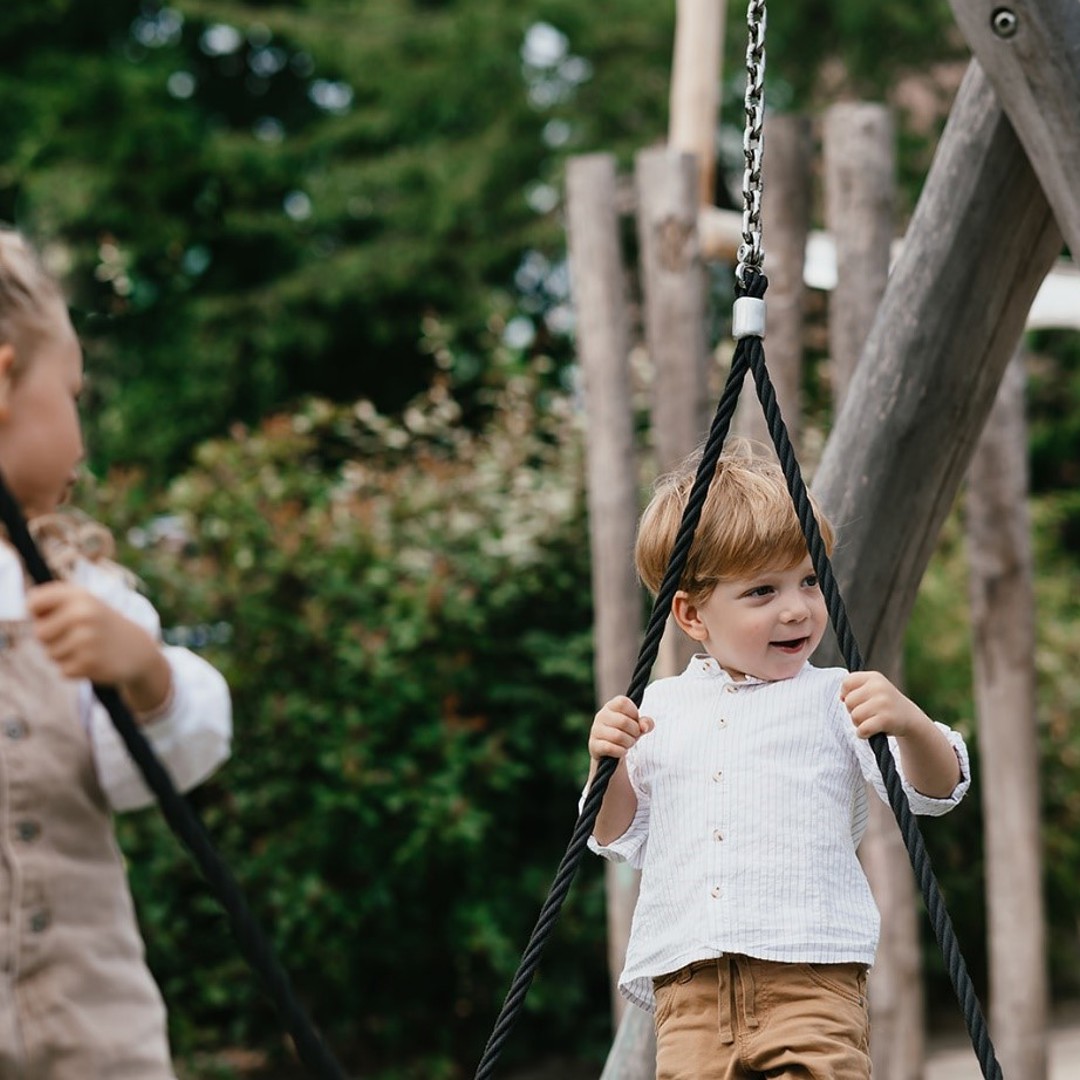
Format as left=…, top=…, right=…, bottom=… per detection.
left=716, top=956, right=735, bottom=1045
left=738, top=955, right=759, bottom=1030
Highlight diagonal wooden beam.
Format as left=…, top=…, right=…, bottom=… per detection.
left=812, top=60, right=1061, bottom=672
left=948, top=0, right=1080, bottom=263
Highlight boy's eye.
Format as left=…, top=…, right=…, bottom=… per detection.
left=745, top=584, right=773, bottom=598
left=803, top=574, right=819, bottom=588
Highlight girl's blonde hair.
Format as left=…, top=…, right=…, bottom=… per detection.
left=635, top=438, right=835, bottom=601
left=0, top=226, right=66, bottom=367
left=0, top=227, right=126, bottom=581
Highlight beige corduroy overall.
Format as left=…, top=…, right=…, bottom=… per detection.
left=0, top=619, right=175, bottom=1079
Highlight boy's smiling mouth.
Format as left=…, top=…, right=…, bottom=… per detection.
left=771, top=637, right=809, bottom=653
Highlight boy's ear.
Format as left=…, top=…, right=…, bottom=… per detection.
left=0, top=344, right=15, bottom=419
left=672, top=590, right=709, bottom=641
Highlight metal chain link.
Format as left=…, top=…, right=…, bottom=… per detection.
left=736, top=0, right=767, bottom=287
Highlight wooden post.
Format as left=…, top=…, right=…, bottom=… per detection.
left=734, top=114, right=812, bottom=451
left=948, top=0, right=1080, bottom=267
left=823, top=104, right=895, bottom=411
left=635, top=146, right=710, bottom=678
left=812, top=60, right=1061, bottom=671
left=966, top=349, right=1049, bottom=1079
left=565, top=154, right=644, bottom=1030
left=822, top=101, right=925, bottom=1080
left=669, top=0, right=726, bottom=204
left=635, top=146, right=711, bottom=467
left=599, top=1005, right=656, bottom=1080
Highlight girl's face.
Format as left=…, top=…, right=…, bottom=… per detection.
left=0, top=304, right=86, bottom=519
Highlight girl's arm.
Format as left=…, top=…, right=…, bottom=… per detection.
left=28, top=560, right=232, bottom=812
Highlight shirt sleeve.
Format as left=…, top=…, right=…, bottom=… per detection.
left=840, top=692, right=971, bottom=817
left=581, top=684, right=658, bottom=868
left=73, top=559, right=233, bottom=813
left=582, top=752, right=651, bottom=868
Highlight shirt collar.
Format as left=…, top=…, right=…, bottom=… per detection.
left=684, top=653, right=807, bottom=687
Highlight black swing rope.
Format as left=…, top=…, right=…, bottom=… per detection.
left=473, top=269, right=1003, bottom=1080
left=0, top=475, right=348, bottom=1080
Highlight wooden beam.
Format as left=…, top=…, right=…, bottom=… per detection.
left=700, top=205, right=1080, bottom=330
left=812, top=60, right=1062, bottom=671
left=948, top=0, right=1080, bottom=263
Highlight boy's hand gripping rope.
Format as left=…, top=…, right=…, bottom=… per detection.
left=0, top=474, right=349, bottom=1080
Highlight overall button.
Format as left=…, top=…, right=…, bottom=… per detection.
left=28, top=910, right=50, bottom=934
left=3, top=718, right=27, bottom=741
left=15, top=821, right=40, bottom=843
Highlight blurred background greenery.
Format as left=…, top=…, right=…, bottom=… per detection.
left=3, top=1, right=1079, bottom=1076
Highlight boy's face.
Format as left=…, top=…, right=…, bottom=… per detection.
left=676, top=554, right=826, bottom=682
left=0, top=305, right=86, bottom=519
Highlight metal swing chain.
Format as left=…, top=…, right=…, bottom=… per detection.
left=736, top=0, right=767, bottom=288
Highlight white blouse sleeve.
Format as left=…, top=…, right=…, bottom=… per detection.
left=73, top=560, right=233, bottom=813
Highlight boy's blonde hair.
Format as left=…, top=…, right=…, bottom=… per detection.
left=635, top=439, right=835, bottom=601
left=0, top=226, right=66, bottom=367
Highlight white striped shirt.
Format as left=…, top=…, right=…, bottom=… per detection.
left=587, top=656, right=970, bottom=1012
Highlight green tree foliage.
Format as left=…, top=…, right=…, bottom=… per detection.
left=1, top=0, right=675, bottom=478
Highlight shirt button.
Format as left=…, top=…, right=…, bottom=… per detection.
left=3, top=718, right=27, bottom=741
left=710, top=885, right=722, bottom=899
left=28, top=910, right=50, bottom=934
left=713, top=829, right=724, bottom=842
left=15, top=821, right=39, bottom=843
left=717, top=717, right=727, bottom=729
left=712, top=770, right=723, bottom=783
left=725, top=684, right=736, bottom=694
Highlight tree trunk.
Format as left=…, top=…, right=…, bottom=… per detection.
left=965, top=350, right=1049, bottom=1079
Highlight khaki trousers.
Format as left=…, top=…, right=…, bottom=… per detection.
left=653, top=955, right=871, bottom=1080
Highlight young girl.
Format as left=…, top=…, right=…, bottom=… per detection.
left=0, top=226, right=232, bottom=1078
left=586, top=443, right=969, bottom=1080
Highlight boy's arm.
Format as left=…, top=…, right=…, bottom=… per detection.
left=842, top=671, right=962, bottom=799
left=586, top=695, right=654, bottom=846
left=586, top=755, right=639, bottom=846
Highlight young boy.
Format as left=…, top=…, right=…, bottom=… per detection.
left=585, top=441, right=969, bottom=1080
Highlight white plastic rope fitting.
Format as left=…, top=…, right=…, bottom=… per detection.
left=732, top=296, right=766, bottom=340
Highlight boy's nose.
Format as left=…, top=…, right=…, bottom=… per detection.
left=781, top=598, right=810, bottom=622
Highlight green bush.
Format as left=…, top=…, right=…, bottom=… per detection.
left=98, top=367, right=612, bottom=1076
